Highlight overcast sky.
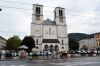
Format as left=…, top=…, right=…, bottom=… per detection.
left=0, top=0, right=100, bottom=39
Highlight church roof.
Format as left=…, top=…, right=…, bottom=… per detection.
left=43, top=18, right=56, bottom=25
left=42, top=39, right=60, bottom=43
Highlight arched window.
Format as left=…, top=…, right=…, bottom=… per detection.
left=36, top=7, right=40, bottom=14
left=59, top=10, right=63, bottom=22
left=59, top=10, right=63, bottom=17
left=36, top=39, right=38, bottom=44
left=35, top=7, right=40, bottom=20
left=49, top=28, right=51, bottom=35
left=55, top=45, right=59, bottom=51
left=62, top=40, right=63, bottom=45
left=36, top=46, right=38, bottom=49
left=62, top=47, right=64, bottom=49
left=50, top=45, right=53, bottom=52
left=44, top=45, right=48, bottom=51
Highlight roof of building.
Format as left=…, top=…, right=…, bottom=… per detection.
left=43, top=18, right=56, bottom=25
left=42, top=39, right=60, bottom=43
left=33, top=4, right=43, bottom=6
left=0, top=36, right=7, bottom=41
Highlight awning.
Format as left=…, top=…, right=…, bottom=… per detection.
left=18, top=45, right=28, bottom=49
left=42, top=39, right=60, bottom=43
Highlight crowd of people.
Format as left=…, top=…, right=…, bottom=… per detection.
left=0, top=50, right=67, bottom=60
left=0, top=50, right=28, bottom=59
left=1, top=49, right=99, bottom=60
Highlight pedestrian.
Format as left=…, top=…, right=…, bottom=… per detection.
left=46, top=52, right=48, bottom=58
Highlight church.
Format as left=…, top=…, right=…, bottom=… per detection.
left=31, top=4, right=68, bottom=53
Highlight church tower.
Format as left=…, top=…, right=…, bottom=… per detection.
left=31, top=4, right=43, bottom=51
left=32, top=4, right=43, bottom=24
left=54, top=7, right=68, bottom=52
left=54, top=7, right=66, bottom=25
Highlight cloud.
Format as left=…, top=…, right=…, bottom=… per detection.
left=0, top=0, right=100, bottom=39
left=0, top=8, right=31, bottom=39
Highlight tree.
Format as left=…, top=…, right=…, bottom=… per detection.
left=6, top=35, right=21, bottom=50
left=21, top=36, right=35, bottom=52
left=69, top=38, right=79, bottom=51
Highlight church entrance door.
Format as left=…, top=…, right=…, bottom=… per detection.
left=55, top=45, right=59, bottom=51
left=44, top=45, right=48, bottom=51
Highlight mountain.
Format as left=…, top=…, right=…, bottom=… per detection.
left=68, top=32, right=100, bottom=41
left=68, top=33, right=89, bottom=41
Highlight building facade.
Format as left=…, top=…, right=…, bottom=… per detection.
left=95, top=33, right=100, bottom=47
left=31, top=4, right=68, bottom=52
left=0, top=36, right=7, bottom=49
left=79, top=38, right=96, bottom=50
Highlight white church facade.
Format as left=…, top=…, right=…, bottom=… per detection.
left=31, top=4, right=68, bottom=53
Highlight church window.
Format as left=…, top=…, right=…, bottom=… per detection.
left=49, top=28, right=51, bottom=35
left=36, top=46, right=38, bottom=49
left=35, top=7, right=40, bottom=20
left=36, top=39, right=38, bottom=44
left=59, top=10, right=63, bottom=22
left=36, top=30, right=37, bottom=33
left=62, top=47, right=64, bottom=49
left=36, top=7, right=40, bottom=14
left=62, top=40, right=63, bottom=44
left=36, top=30, right=39, bottom=33
left=59, top=10, right=63, bottom=17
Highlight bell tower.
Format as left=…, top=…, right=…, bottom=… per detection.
left=31, top=4, right=43, bottom=46
left=54, top=7, right=66, bottom=25
left=32, top=4, right=43, bottom=24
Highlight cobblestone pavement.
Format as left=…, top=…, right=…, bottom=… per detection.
left=1, top=56, right=100, bottom=66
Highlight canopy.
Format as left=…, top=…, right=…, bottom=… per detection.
left=18, top=45, right=28, bottom=49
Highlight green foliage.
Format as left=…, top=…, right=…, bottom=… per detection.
left=6, top=35, right=21, bottom=50
left=21, top=36, right=35, bottom=51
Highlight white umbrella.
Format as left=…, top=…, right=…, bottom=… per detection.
left=18, top=45, right=28, bottom=49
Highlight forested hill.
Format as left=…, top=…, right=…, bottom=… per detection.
left=68, top=32, right=100, bottom=41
